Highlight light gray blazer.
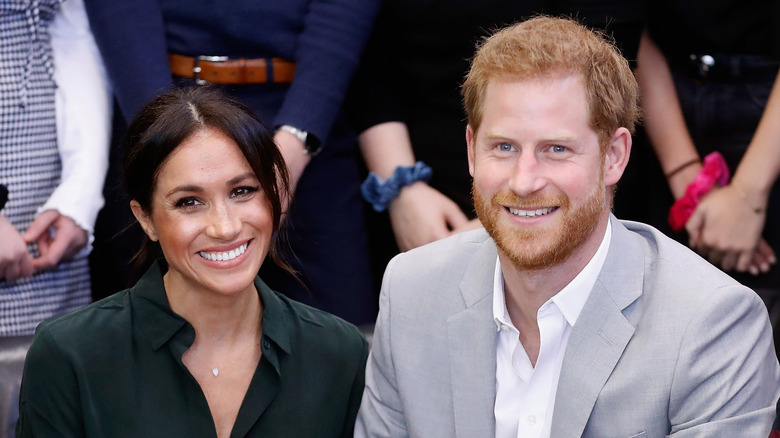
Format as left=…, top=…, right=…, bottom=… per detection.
left=356, top=216, right=780, bottom=438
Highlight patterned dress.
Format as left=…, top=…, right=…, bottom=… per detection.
left=0, top=0, right=90, bottom=336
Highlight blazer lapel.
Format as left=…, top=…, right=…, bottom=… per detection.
left=550, top=217, right=645, bottom=438
left=448, top=236, right=498, bottom=438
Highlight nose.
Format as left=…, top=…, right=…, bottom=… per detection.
left=206, top=201, right=241, bottom=240
left=507, top=152, right=546, bottom=196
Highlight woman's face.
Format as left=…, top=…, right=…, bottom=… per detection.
left=131, top=128, right=273, bottom=298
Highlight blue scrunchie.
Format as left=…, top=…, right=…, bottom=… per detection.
left=361, top=162, right=433, bottom=212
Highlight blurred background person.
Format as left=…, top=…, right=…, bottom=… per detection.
left=17, top=87, right=368, bottom=438
left=0, top=0, right=110, bottom=432
left=84, top=0, right=381, bottom=327
left=0, top=0, right=110, bottom=337
left=632, top=0, right=780, bottom=321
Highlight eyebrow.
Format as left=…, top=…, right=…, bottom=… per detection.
left=484, top=131, right=577, bottom=143
left=164, top=172, right=258, bottom=197
left=227, top=172, right=258, bottom=185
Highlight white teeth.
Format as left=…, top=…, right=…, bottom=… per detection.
left=199, top=242, right=248, bottom=262
left=509, top=207, right=555, bottom=217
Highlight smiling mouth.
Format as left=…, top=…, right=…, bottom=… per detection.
left=198, top=242, right=249, bottom=262
left=508, top=207, right=558, bottom=217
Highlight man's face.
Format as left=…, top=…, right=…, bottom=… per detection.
left=468, top=74, right=624, bottom=271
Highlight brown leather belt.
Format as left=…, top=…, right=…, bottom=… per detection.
left=169, top=53, right=295, bottom=85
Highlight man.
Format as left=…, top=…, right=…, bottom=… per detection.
left=355, top=16, right=780, bottom=438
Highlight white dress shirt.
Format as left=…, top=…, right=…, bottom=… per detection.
left=494, top=221, right=612, bottom=438
left=43, top=0, right=111, bottom=239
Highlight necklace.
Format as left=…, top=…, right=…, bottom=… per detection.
left=187, top=299, right=263, bottom=378
left=210, top=338, right=261, bottom=377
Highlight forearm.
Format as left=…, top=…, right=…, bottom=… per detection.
left=359, top=122, right=417, bottom=179
left=636, top=30, right=701, bottom=199
left=359, top=122, right=469, bottom=249
left=46, top=0, right=112, bottom=235
left=274, top=0, right=382, bottom=141
left=731, top=71, right=780, bottom=203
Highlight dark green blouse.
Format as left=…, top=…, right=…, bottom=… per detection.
left=16, top=261, right=368, bottom=437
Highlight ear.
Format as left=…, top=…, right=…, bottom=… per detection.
left=130, top=200, right=159, bottom=242
left=466, top=125, right=476, bottom=177
left=603, top=127, right=631, bottom=186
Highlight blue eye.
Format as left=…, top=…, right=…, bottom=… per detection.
left=497, top=143, right=515, bottom=152
left=550, top=145, right=566, bottom=153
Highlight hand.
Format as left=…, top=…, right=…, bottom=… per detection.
left=388, top=182, right=470, bottom=251
left=23, top=210, right=88, bottom=272
left=749, top=238, right=776, bottom=276
left=451, top=218, right=483, bottom=234
left=274, top=130, right=312, bottom=209
left=0, top=214, right=34, bottom=282
left=685, top=184, right=773, bottom=273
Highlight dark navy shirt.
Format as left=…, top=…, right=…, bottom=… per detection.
left=84, top=0, right=381, bottom=141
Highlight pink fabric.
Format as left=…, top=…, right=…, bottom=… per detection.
left=667, top=152, right=730, bottom=232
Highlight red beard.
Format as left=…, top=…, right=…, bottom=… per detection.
left=474, top=181, right=605, bottom=271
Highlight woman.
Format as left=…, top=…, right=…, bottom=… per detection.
left=85, top=0, right=380, bottom=328
left=16, top=87, right=368, bottom=438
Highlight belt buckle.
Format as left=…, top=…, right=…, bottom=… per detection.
left=690, top=54, right=715, bottom=79
left=193, top=55, right=229, bottom=85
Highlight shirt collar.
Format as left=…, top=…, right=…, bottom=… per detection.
left=131, top=259, right=292, bottom=357
left=131, top=260, right=189, bottom=351
left=492, top=220, right=612, bottom=329
left=254, top=276, right=292, bottom=355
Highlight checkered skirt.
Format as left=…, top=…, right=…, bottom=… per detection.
left=0, top=0, right=91, bottom=336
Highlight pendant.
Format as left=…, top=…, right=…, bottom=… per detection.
left=212, top=368, right=219, bottom=377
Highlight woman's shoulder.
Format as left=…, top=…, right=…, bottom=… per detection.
left=281, top=292, right=365, bottom=339
left=261, top=285, right=368, bottom=359
left=33, top=290, right=134, bottom=353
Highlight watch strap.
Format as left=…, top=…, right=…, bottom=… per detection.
left=278, top=125, right=322, bottom=156
left=0, top=184, right=8, bottom=211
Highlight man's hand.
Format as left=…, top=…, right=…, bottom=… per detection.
left=388, top=182, right=470, bottom=252
left=23, top=210, right=88, bottom=272
left=686, top=184, right=774, bottom=274
left=0, top=214, right=34, bottom=282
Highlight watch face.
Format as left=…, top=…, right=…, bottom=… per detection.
left=304, top=134, right=322, bottom=156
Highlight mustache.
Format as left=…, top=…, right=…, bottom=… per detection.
left=491, top=191, right=569, bottom=209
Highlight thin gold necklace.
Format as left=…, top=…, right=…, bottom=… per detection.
left=211, top=338, right=260, bottom=377
left=201, top=297, right=263, bottom=377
